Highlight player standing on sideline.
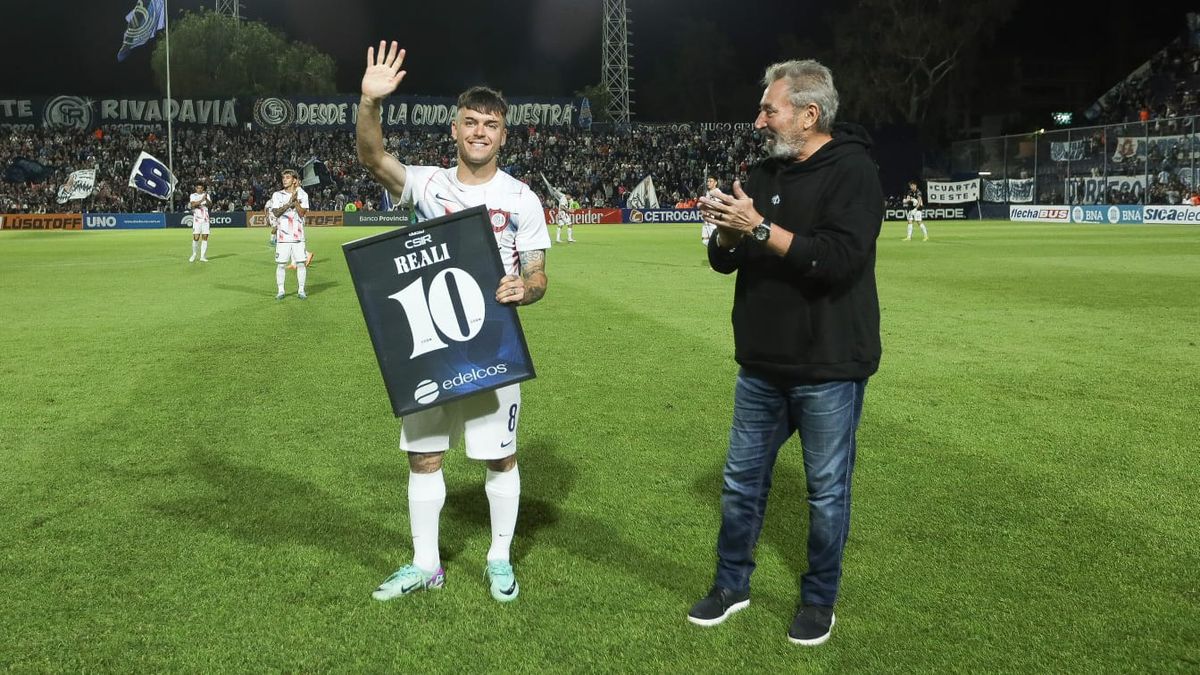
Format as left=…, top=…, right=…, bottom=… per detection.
left=903, top=180, right=928, bottom=241
left=188, top=182, right=211, bottom=262
left=701, top=175, right=720, bottom=246
left=356, top=41, right=550, bottom=604
left=555, top=190, right=575, bottom=243
left=267, top=169, right=310, bottom=299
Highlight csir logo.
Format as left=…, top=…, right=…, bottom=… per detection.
left=43, top=96, right=92, bottom=130
left=413, top=379, right=440, bottom=405
left=254, top=97, right=295, bottom=127
left=405, top=233, right=432, bottom=249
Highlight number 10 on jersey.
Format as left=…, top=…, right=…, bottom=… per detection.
left=389, top=267, right=486, bottom=358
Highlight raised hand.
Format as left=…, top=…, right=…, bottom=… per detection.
left=362, top=41, right=407, bottom=101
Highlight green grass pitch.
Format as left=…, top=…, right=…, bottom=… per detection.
left=1, top=221, right=1197, bottom=671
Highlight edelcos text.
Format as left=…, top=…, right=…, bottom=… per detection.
left=443, top=364, right=508, bottom=390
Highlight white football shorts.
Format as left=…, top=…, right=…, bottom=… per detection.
left=400, top=383, right=521, bottom=460
left=908, top=209, right=923, bottom=222
left=275, top=242, right=307, bottom=264
left=192, top=219, right=210, bottom=235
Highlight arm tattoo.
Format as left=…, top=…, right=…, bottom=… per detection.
left=518, top=249, right=547, bottom=305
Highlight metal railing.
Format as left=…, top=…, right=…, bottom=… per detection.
left=949, top=116, right=1198, bottom=205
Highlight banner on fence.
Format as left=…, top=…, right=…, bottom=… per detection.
left=983, top=178, right=1035, bottom=203
left=1065, top=176, right=1147, bottom=204
left=926, top=179, right=979, bottom=203
left=1051, top=140, right=1086, bottom=162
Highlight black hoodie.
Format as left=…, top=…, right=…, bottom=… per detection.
left=708, top=123, right=883, bottom=383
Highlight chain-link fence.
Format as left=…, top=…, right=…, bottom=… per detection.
left=950, top=117, right=1198, bottom=205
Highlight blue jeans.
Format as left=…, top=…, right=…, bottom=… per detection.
left=713, top=369, right=867, bottom=607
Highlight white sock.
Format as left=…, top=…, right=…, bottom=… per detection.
left=276, top=264, right=286, bottom=293
left=200, top=240, right=208, bottom=257
left=296, top=264, right=307, bottom=292
left=906, top=223, right=913, bottom=237
left=485, top=466, right=520, bottom=562
left=920, top=223, right=928, bottom=236
left=409, top=469, right=446, bottom=572
left=568, top=226, right=574, bottom=240
left=191, top=240, right=198, bottom=255
left=556, top=225, right=562, bottom=241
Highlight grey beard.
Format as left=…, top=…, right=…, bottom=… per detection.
left=764, top=133, right=801, bottom=160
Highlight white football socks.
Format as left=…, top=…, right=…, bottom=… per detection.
left=200, top=240, right=208, bottom=258
left=276, top=264, right=286, bottom=293
left=409, top=469, right=446, bottom=572
left=191, top=240, right=198, bottom=255
left=485, top=466, right=520, bottom=562
left=296, top=263, right=307, bottom=293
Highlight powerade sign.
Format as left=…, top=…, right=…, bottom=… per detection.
left=885, top=207, right=967, bottom=221
left=1143, top=205, right=1200, bottom=224
left=625, top=208, right=702, bottom=223
left=166, top=212, right=247, bottom=228
left=1070, top=205, right=1143, bottom=224
left=84, top=213, right=166, bottom=229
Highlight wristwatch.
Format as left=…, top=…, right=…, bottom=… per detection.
left=751, top=220, right=771, bottom=242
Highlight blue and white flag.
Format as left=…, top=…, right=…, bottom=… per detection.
left=57, top=169, right=97, bottom=204
left=301, top=158, right=332, bottom=187
left=627, top=174, right=659, bottom=209
left=127, top=151, right=176, bottom=200
left=380, top=187, right=393, bottom=212
left=117, top=0, right=166, bottom=62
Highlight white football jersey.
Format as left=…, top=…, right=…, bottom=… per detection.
left=267, top=188, right=309, bottom=243
left=401, top=165, right=551, bottom=276
left=189, top=192, right=210, bottom=226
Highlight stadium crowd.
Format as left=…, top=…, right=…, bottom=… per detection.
left=1089, top=23, right=1200, bottom=126
left=1, top=124, right=759, bottom=214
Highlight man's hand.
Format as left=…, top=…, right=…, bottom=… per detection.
left=698, top=180, right=763, bottom=238
left=496, top=274, right=526, bottom=305
left=362, top=41, right=407, bottom=102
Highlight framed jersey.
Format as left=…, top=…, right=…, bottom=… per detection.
left=343, top=205, right=536, bottom=417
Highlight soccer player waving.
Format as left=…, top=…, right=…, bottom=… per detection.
left=356, top=41, right=550, bottom=604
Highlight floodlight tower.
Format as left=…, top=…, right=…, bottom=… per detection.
left=601, top=0, right=632, bottom=124
left=214, top=0, right=240, bottom=20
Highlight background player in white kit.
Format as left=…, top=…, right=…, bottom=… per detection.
left=701, top=175, right=719, bottom=246
left=357, top=41, right=549, bottom=604
left=903, top=180, right=929, bottom=241
left=266, top=170, right=310, bottom=299
left=555, top=190, right=574, bottom=243
left=188, top=182, right=211, bottom=262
